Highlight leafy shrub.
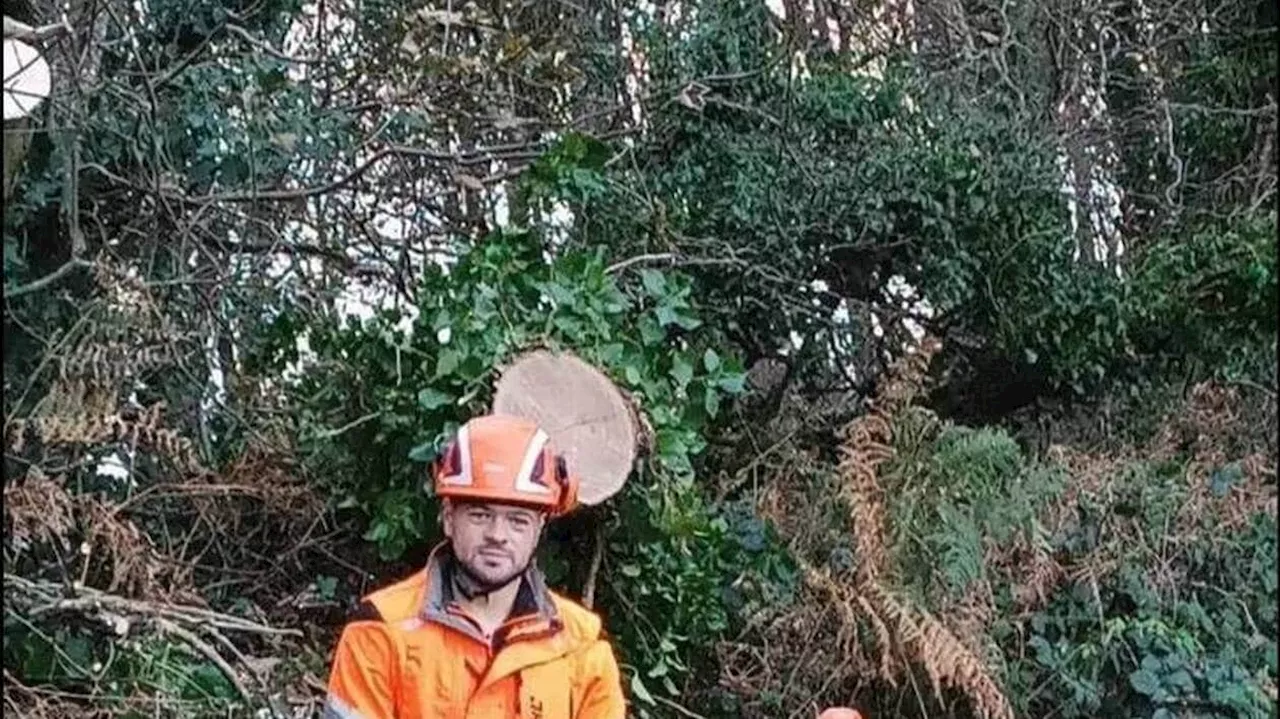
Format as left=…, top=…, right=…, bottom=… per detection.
left=1011, top=512, right=1277, bottom=719
left=252, top=143, right=795, bottom=699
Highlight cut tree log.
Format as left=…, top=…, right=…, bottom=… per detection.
left=492, top=350, right=643, bottom=506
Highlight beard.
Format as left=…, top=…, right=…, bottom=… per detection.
left=455, top=546, right=526, bottom=594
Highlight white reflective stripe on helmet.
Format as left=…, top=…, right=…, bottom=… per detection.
left=512, top=429, right=551, bottom=494
left=322, top=694, right=367, bottom=719
left=438, top=423, right=474, bottom=486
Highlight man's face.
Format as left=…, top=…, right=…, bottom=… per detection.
left=442, top=500, right=545, bottom=587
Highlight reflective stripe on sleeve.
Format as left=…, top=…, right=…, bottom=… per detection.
left=322, top=694, right=367, bottom=719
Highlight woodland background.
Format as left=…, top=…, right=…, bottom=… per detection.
left=2, top=0, right=1276, bottom=717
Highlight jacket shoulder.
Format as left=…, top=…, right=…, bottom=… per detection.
left=359, top=570, right=427, bottom=624
left=549, top=591, right=604, bottom=643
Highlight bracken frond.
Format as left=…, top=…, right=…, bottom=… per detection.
left=8, top=403, right=211, bottom=477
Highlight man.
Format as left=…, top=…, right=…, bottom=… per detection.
left=324, top=414, right=627, bottom=719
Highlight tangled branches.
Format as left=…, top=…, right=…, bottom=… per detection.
left=821, top=336, right=1014, bottom=719
left=723, top=337, right=1015, bottom=719
left=4, top=573, right=300, bottom=713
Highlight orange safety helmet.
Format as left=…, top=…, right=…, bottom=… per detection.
left=818, top=709, right=865, bottom=719
left=432, top=414, right=580, bottom=516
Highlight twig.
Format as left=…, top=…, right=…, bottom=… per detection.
left=605, top=253, right=746, bottom=274
left=313, top=411, right=383, bottom=440
left=155, top=618, right=252, bottom=703
left=582, top=520, right=605, bottom=609
left=5, top=259, right=93, bottom=298
left=654, top=695, right=710, bottom=719
left=8, top=575, right=301, bottom=637
left=1167, top=101, right=1277, bottom=118
left=225, top=23, right=323, bottom=65
left=606, top=253, right=675, bottom=273
left=3, top=17, right=72, bottom=41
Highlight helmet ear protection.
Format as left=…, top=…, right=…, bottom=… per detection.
left=552, top=454, right=580, bottom=517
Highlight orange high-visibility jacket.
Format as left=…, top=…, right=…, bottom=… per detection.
left=324, top=545, right=626, bottom=719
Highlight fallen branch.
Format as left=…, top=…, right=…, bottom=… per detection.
left=5, top=259, right=93, bottom=298
left=155, top=617, right=252, bottom=702
left=7, top=574, right=301, bottom=637
left=605, top=252, right=746, bottom=274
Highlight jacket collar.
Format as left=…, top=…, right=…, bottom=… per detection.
left=419, top=542, right=563, bottom=646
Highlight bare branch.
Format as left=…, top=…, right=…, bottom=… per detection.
left=5, top=259, right=93, bottom=298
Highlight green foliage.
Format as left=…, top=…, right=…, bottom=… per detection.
left=277, top=225, right=748, bottom=558
left=3, top=616, right=241, bottom=716
left=522, top=132, right=615, bottom=210
left=1130, top=212, right=1278, bottom=381
left=881, top=406, right=1276, bottom=719
left=886, top=420, right=1063, bottom=599
left=1011, top=513, right=1277, bottom=719
left=605, top=490, right=796, bottom=713
left=2, top=0, right=1272, bottom=716
left=265, top=207, right=792, bottom=695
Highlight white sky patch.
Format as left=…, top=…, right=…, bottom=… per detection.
left=884, top=274, right=934, bottom=343
left=95, top=451, right=131, bottom=482
left=202, top=327, right=228, bottom=425
left=492, top=182, right=510, bottom=226
left=833, top=300, right=850, bottom=324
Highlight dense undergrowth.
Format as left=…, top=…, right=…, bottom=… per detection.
left=3, top=0, right=1276, bottom=717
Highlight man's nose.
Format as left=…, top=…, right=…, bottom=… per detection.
left=482, top=518, right=511, bottom=543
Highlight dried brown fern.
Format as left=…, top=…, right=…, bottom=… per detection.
left=9, top=402, right=212, bottom=477
left=5, top=469, right=170, bottom=599
left=820, top=336, right=1016, bottom=719
left=4, top=468, right=76, bottom=552
left=79, top=498, right=164, bottom=597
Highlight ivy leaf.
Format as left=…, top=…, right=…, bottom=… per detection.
left=655, top=305, right=679, bottom=327
left=630, top=673, right=656, bottom=705
left=717, top=372, right=747, bottom=394
left=624, top=364, right=643, bottom=386
left=703, top=348, right=721, bottom=373
left=417, top=388, right=452, bottom=410
left=671, top=355, right=694, bottom=387
left=1166, top=668, right=1195, bottom=694
left=640, top=316, right=667, bottom=345
left=432, top=309, right=452, bottom=332
left=435, top=349, right=461, bottom=378
left=704, top=388, right=721, bottom=418
left=1129, top=668, right=1162, bottom=697
left=672, top=310, right=702, bottom=331
left=640, top=269, right=667, bottom=298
